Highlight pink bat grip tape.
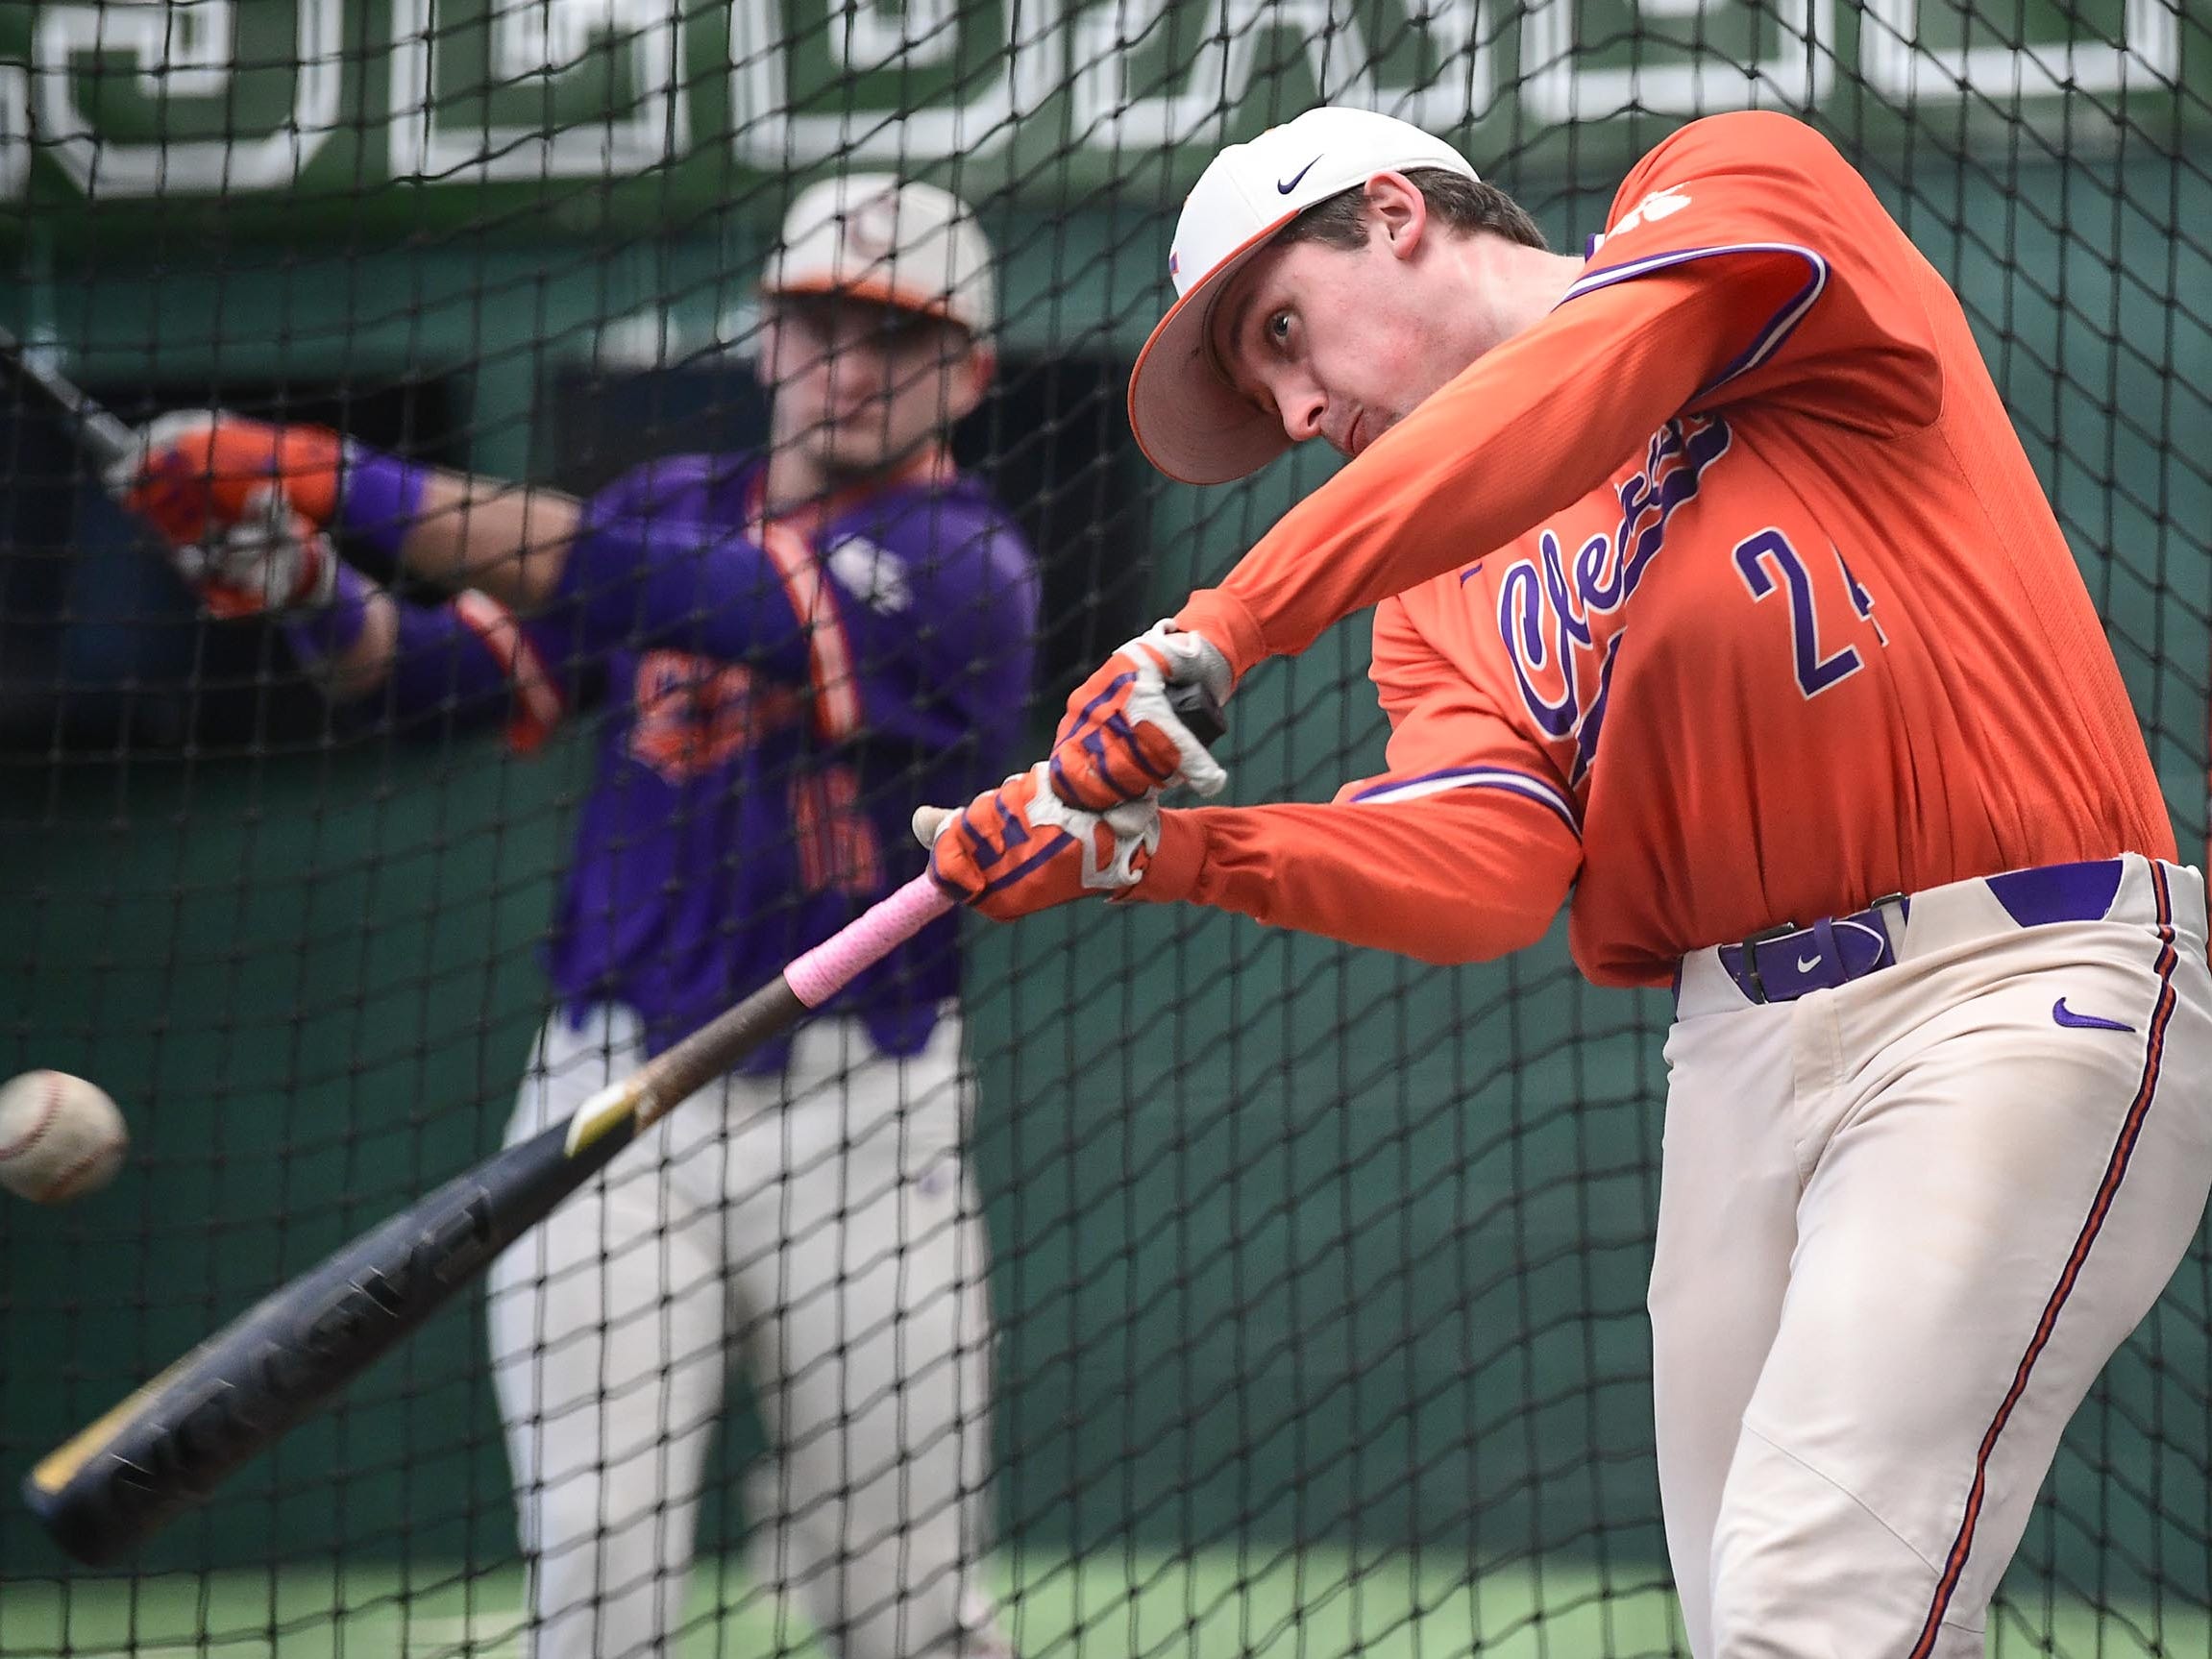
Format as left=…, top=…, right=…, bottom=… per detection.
left=783, top=873, right=955, bottom=1008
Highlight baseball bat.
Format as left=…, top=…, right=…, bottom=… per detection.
left=0, top=325, right=137, bottom=474
left=23, top=686, right=1225, bottom=1566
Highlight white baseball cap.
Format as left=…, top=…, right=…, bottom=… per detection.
left=1128, top=107, right=1481, bottom=485
left=763, top=175, right=996, bottom=336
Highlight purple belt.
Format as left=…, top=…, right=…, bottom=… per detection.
left=1716, top=858, right=2126, bottom=1006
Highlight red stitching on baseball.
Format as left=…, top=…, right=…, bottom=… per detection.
left=0, top=1072, right=62, bottom=1163
left=37, top=1134, right=121, bottom=1205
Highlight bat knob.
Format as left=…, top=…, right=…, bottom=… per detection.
left=1166, top=680, right=1227, bottom=747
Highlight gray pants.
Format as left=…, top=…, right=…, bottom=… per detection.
left=487, top=1006, right=1007, bottom=1659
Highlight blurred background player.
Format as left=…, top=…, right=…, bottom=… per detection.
left=923, top=107, right=2212, bottom=1656
left=113, top=177, right=1037, bottom=1659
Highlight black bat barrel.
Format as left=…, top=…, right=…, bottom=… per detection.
left=22, top=1113, right=633, bottom=1565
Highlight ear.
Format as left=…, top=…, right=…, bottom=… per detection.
left=943, top=341, right=995, bottom=426
left=1363, top=171, right=1429, bottom=262
left=751, top=308, right=786, bottom=392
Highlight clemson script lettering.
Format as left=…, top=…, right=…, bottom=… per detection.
left=1493, top=414, right=1732, bottom=784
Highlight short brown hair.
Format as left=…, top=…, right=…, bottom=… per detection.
left=1277, top=167, right=1548, bottom=254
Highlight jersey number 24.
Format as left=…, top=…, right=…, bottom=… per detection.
left=1733, top=528, right=1886, bottom=699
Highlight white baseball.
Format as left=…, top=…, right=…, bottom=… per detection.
left=0, top=1070, right=130, bottom=1205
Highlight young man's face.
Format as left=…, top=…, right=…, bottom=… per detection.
left=758, top=294, right=990, bottom=478
left=1207, top=181, right=1489, bottom=463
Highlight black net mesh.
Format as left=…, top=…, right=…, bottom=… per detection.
left=2, top=3, right=2209, bottom=1656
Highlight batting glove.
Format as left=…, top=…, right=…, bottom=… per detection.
left=168, top=483, right=341, bottom=621
left=914, top=763, right=1163, bottom=921
left=111, top=411, right=345, bottom=548
left=1048, top=621, right=1232, bottom=812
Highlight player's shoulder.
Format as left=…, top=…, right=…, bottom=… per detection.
left=588, top=451, right=756, bottom=521
left=1587, top=111, right=1904, bottom=273
left=828, top=473, right=1032, bottom=568
left=1630, top=110, right=1857, bottom=184
left=821, top=474, right=1037, bottom=623
left=1610, top=110, right=1866, bottom=224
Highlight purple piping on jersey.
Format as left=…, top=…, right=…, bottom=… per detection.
left=1986, top=859, right=2124, bottom=929
left=1909, top=862, right=2178, bottom=1656
left=1349, top=766, right=1581, bottom=835
left=1556, top=242, right=1830, bottom=397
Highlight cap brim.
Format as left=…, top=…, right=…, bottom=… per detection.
left=1127, top=210, right=1300, bottom=486
left=761, top=274, right=976, bottom=331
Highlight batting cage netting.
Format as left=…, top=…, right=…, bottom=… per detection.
left=2, top=2, right=2208, bottom=1654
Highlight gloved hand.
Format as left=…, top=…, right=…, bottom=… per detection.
left=914, top=763, right=1163, bottom=922
left=110, top=410, right=345, bottom=548
left=167, top=482, right=341, bottom=620
left=1049, top=620, right=1232, bottom=812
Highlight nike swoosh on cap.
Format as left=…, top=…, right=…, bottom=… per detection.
left=1277, top=157, right=1322, bottom=194
left=2052, top=997, right=2134, bottom=1033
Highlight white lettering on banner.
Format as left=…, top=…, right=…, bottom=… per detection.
left=1859, top=0, right=2179, bottom=103
left=9, top=0, right=2194, bottom=199
left=50, top=0, right=238, bottom=99
left=839, top=0, right=962, bottom=73
left=388, top=0, right=689, bottom=180
left=1070, top=0, right=1493, bottom=147
left=33, top=0, right=342, bottom=194
left=0, top=64, right=28, bottom=199
left=726, top=0, right=1060, bottom=163
left=1521, top=0, right=1832, bottom=120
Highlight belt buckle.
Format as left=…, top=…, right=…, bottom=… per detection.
left=1862, top=891, right=1905, bottom=964
left=1737, top=918, right=1802, bottom=1004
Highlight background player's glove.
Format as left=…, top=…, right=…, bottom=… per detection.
left=111, top=411, right=345, bottom=547
left=914, top=763, right=1162, bottom=921
left=1048, top=621, right=1232, bottom=811
left=166, top=483, right=342, bottom=621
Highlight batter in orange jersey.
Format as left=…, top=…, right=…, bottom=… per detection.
left=919, top=107, right=2212, bottom=1653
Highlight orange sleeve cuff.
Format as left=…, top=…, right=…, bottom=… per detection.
left=1131, top=808, right=1210, bottom=904
left=1171, top=588, right=1268, bottom=685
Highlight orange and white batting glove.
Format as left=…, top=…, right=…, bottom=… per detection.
left=915, top=763, right=1162, bottom=922
left=110, top=410, right=345, bottom=548
left=167, top=483, right=341, bottom=621
left=1048, top=621, right=1231, bottom=812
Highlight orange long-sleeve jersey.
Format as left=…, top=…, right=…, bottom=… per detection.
left=1143, top=110, right=2172, bottom=986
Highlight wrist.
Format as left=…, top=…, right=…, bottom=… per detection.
left=338, top=442, right=431, bottom=560
left=283, top=561, right=373, bottom=661
left=1170, top=589, right=1266, bottom=686
left=1127, top=809, right=1208, bottom=904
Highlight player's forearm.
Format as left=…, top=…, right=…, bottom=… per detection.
left=281, top=566, right=401, bottom=703
left=285, top=570, right=557, bottom=748
left=394, top=473, right=583, bottom=613
left=1131, top=791, right=1580, bottom=964
left=1176, top=269, right=1790, bottom=679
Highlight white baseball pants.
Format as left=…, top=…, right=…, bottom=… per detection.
left=1656, top=855, right=2212, bottom=1655
left=486, top=1005, right=1005, bottom=1659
